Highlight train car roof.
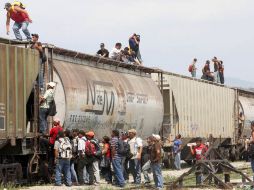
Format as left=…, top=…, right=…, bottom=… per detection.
left=0, top=37, right=162, bottom=74
left=0, top=37, right=253, bottom=95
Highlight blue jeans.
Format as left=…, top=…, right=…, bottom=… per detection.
left=142, top=160, right=151, bottom=183
left=70, top=160, right=78, bottom=183
left=214, top=71, right=221, bottom=83
left=191, top=70, right=196, bottom=77
left=174, top=152, right=181, bottom=170
left=39, top=108, right=48, bottom=134
left=38, top=61, right=44, bottom=90
left=13, top=21, right=31, bottom=40
left=251, top=159, right=254, bottom=181
left=112, top=158, right=125, bottom=187
left=151, top=162, right=163, bottom=189
left=129, top=159, right=141, bottom=184
left=55, top=159, right=72, bottom=186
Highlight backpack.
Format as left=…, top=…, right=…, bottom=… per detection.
left=117, top=139, right=133, bottom=159
left=48, top=99, right=57, bottom=116
left=58, top=137, right=72, bottom=159
left=85, top=140, right=96, bottom=157
left=12, top=1, right=25, bottom=9
left=91, top=139, right=102, bottom=158
left=188, top=65, right=193, bottom=72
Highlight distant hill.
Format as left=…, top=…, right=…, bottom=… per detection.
left=226, top=77, right=254, bottom=91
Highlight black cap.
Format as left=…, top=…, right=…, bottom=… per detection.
left=100, top=43, right=105, bottom=47
left=31, top=34, right=39, bottom=38
left=196, top=137, right=202, bottom=142
left=4, top=3, right=11, bottom=9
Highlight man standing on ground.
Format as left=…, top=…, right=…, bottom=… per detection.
left=5, top=2, right=32, bottom=41
left=77, top=130, right=87, bottom=185
left=87, top=131, right=101, bottom=185
left=150, top=136, right=164, bottom=190
left=39, top=82, right=55, bottom=134
left=128, top=129, right=143, bottom=184
left=173, top=134, right=182, bottom=170
left=54, top=131, right=72, bottom=187
left=111, top=130, right=125, bottom=188
left=48, top=118, right=63, bottom=174
left=96, top=43, right=109, bottom=57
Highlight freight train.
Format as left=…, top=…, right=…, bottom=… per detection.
left=0, top=37, right=254, bottom=182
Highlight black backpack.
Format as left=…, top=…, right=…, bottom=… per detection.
left=48, top=99, right=57, bottom=116
left=117, top=139, right=133, bottom=159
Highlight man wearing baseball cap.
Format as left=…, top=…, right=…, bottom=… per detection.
left=39, top=82, right=56, bottom=134
left=5, top=2, right=32, bottom=41
left=128, top=128, right=143, bottom=184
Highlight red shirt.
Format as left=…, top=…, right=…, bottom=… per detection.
left=9, top=9, right=29, bottom=23
left=49, top=125, right=63, bottom=145
left=104, top=143, right=111, bottom=158
left=193, top=144, right=207, bottom=160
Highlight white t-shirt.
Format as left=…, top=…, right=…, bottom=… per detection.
left=109, top=47, right=121, bottom=59
left=78, top=136, right=87, bottom=156
left=128, top=136, right=142, bottom=159
left=40, top=89, right=54, bottom=109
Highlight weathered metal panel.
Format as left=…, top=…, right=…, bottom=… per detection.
left=0, top=44, right=39, bottom=140
left=152, top=73, right=235, bottom=141
left=239, top=96, right=254, bottom=127
left=53, top=59, right=164, bottom=139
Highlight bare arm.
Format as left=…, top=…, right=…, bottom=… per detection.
left=6, top=14, right=10, bottom=34
left=137, top=146, right=143, bottom=160
left=190, top=146, right=195, bottom=155
left=102, top=144, right=109, bottom=155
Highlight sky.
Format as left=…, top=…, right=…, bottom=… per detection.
left=0, top=0, right=254, bottom=83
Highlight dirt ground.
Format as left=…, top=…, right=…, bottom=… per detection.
left=20, top=161, right=252, bottom=190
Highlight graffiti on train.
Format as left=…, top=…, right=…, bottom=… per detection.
left=85, top=80, right=115, bottom=115
left=127, top=92, right=148, bottom=104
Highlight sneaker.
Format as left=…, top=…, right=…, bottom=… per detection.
left=54, top=184, right=62, bottom=186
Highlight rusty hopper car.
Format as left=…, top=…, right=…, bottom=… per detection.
left=52, top=47, right=164, bottom=139
left=0, top=39, right=164, bottom=182
left=152, top=72, right=254, bottom=163
left=0, top=42, right=40, bottom=182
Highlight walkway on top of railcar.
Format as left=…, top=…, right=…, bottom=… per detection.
left=0, top=37, right=162, bottom=75
left=0, top=36, right=253, bottom=96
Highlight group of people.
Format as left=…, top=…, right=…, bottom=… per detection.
left=188, top=57, right=225, bottom=84
left=4, top=2, right=144, bottom=67
left=96, top=33, right=143, bottom=66
left=46, top=120, right=164, bottom=189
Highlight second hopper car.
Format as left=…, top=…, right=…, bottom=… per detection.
left=152, top=72, right=254, bottom=164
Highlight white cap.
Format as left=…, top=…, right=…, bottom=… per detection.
left=47, top=82, right=56, bottom=87
left=53, top=117, right=60, bottom=123
left=152, top=134, right=161, bottom=141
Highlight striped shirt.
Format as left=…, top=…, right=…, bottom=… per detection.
left=111, top=137, right=120, bottom=159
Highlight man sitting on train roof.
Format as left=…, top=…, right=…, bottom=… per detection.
left=109, top=42, right=122, bottom=61
left=39, top=82, right=55, bottom=135
left=5, top=2, right=32, bottom=41
left=201, top=60, right=214, bottom=82
left=96, top=43, right=109, bottom=58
